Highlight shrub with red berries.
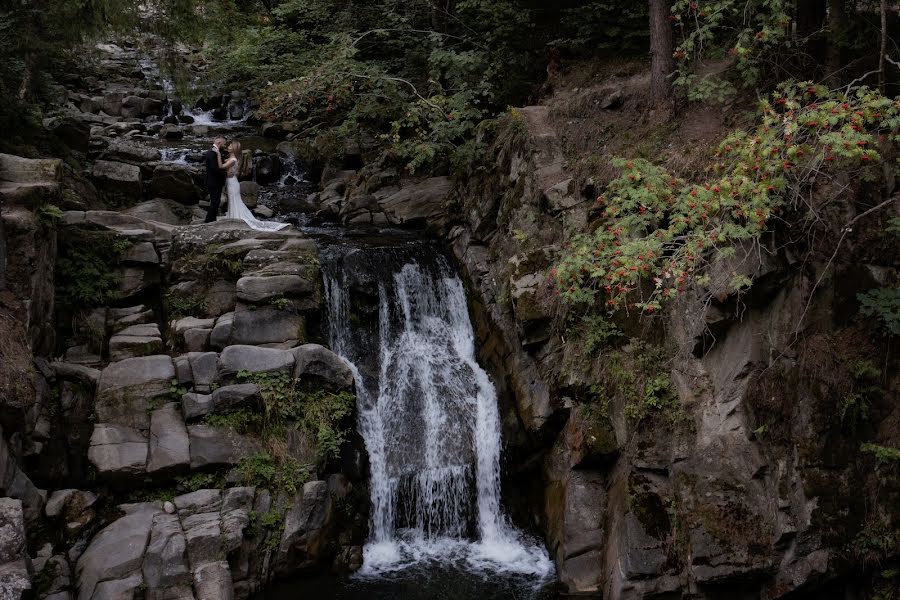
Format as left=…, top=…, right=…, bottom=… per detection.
left=552, top=83, right=900, bottom=314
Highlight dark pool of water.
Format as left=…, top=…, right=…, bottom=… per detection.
left=257, top=567, right=563, bottom=600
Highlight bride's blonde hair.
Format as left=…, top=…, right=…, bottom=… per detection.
left=229, top=141, right=242, bottom=168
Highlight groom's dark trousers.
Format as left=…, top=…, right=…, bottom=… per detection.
left=204, top=148, right=226, bottom=223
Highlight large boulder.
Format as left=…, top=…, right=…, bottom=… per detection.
left=188, top=352, right=219, bottom=393
left=236, top=274, right=314, bottom=303
left=103, top=140, right=162, bottom=163
left=0, top=498, right=31, bottom=598
left=76, top=503, right=160, bottom=598
left=160, top=124, right=185, bottom=140
left=120, top=95, right=144, bottom=119
left=123, top=198, right=191, bottom=225
left=218, top=345, right=294, bottom=376
left=0, top=428, right=47, bottom=522
left=187, top=425, right=263, bottom=469
left=150, top=164, right=200, bottom=205
left=87, top=424, right=148, bottom=481
left=254, top=155, right=282, bottom=185
left=291, top=344, right=353, bottom=392
left=274, top=479, right=338, bottom=576
left=239, top=181, right=259, bottom=209
left=116, top=264, right=160, bottom=300
left=205, top=281, right=237, bottom=317
left=376, top=176, right=451, bottom=228
left=210, top=384, right=261, bottom=413
left=147, top=403, right=190, bottom=476
left=230, top=305, right=305, bottom=347
left=96, top=356, right=175, bottom=431
left=52, top=117, right=92, bottom=153
left=182, top=511, right=223, bottom=566
left=194, top=561, right=233, bottom=600
left=109, top=322, right=163, bottom=362
left=122, top=242, right=160, bottom=265
left=142, top=512, right=192, bottom=592
left=100, top=92, right=123, bottom=116
left=209, top=313, right=235, bottom=349
left=92, top=160, right=143, bottom=204
left=142, top=97, right=164, bottom=117
left=0, top=152, right=61, bottom=208
left=183, top=393, right=213, bottom=421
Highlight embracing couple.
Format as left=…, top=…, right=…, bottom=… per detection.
left=203, top=136, right=287, bottom=232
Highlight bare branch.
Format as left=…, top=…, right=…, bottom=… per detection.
left=886, top=53, right=900, bottom=70
left=843, top=69, right=881, bottom=96
left=792, top=195, right=899, bottom=337
left=334, top=71, right=445, bottom=113
left=351, top=28, right=476, bottom=48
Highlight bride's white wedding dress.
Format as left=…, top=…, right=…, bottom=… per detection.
left=225, top=170, right=288, bottom=232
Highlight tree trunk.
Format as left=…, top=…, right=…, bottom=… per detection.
left=796, top=0, right=827, bottom=39
left=825, top=0, right=847, bottom=84
left=879, top=0, right=887, bottom=91
left=649, top=0, right=675, bottom=108
left=0, top=203, right=6, bottom=292
left=431, top=0, right=451, bottom=33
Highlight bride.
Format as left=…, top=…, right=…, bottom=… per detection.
left=216, top=141, right=288, bottom=232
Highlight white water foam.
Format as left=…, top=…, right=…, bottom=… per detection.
left=160, top=148, right=190, bottom=164
left=185, top=101, right=250, bottom=127
left=276, top=157, right=306, bottom=187
left=324, top=252, right=554, bottom=582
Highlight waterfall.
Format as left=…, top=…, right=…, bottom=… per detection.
left=276, top=157, right=305, bottom=187
left=322, top=241, right=553, bottom=579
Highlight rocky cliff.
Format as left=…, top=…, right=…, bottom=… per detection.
left=440, top=97, right=900, bottom=598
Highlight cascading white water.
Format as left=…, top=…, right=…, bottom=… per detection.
left=276, top=157, right=305, bottom=187
left=160, top=148, right=190, bottom=164
left=323, top=245, right=553, bottom=579
left=183, top=100, right=251, bottom=126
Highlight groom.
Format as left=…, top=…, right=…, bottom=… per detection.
left=204, top=137, right=228, bottom=223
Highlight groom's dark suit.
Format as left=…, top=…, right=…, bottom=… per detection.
left=204, top=147, right=226, bottom=223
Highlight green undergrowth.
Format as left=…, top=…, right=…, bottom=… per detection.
left=581, top=314, right=626, bottom=355
left=861, top=443, right=900, bottom=465
left=204, top=409, right=264, bottom=434
left=237, top=370, right=356, bottom=464
left=122, top=471, right=228, bottom=504
left=35, top=203, right=64, bottom=230
left=56, top=228, right=132, bottom=309
left=851, top=518, right=900, bottom=565
left=574, top=334, right=687, bottom=431
left=858, top=288, right=900, bottom=337
left=173, top=244, right=245, bottom=281
left=187, top=371, right=355, bottom=495
left=839, top=359, right=883, bottom=435
left=237, top=453, right=311, bottom=496
left=609, top=341, right=686, bottom=427
left=248, top=508, right=286, bottom=552
left=164, top=291, right=208, bottom=320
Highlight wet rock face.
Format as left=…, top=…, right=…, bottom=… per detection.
left=72, top=481, right=358, bottom=600
left=0, top=498, right=31, bottom=598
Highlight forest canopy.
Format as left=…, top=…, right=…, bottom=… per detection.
left=1, top=0, right=897, bottom=173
